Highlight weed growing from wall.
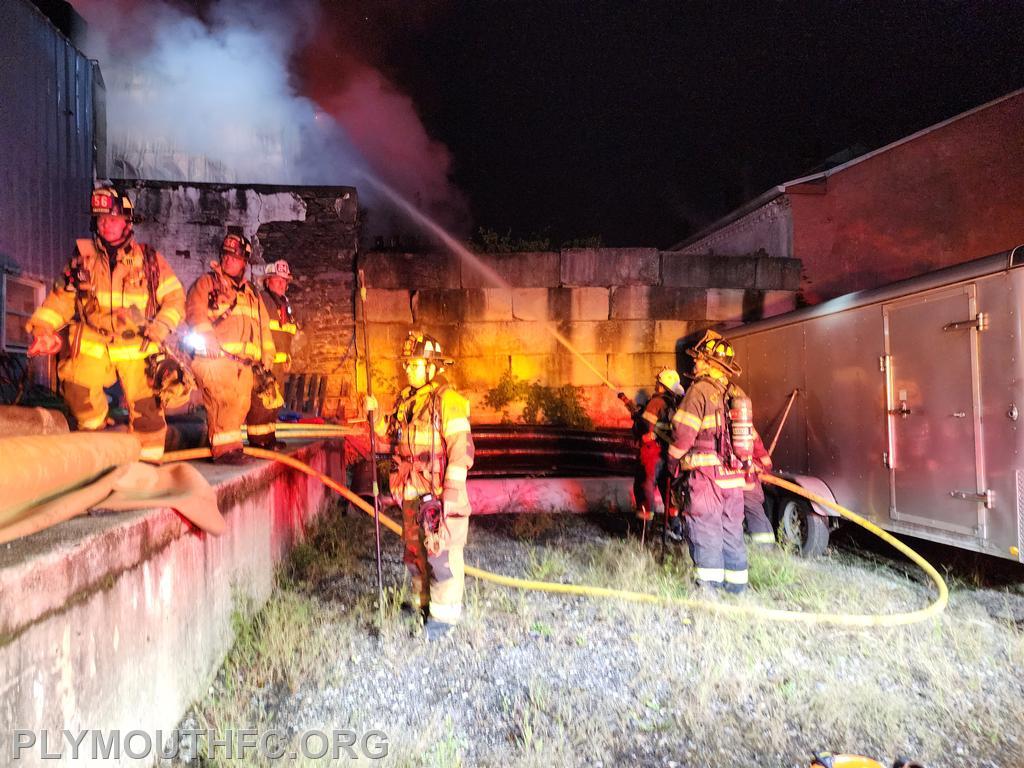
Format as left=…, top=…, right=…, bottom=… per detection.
left=485, top=371, right=593, bottom=429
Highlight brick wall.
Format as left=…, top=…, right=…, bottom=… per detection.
left=359, top=248, right=799, bottom=426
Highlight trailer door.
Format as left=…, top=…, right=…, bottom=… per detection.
left=883, top=285, right=987, bottom=537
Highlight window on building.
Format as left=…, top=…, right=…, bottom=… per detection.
left=2, top=275, right=42, bottom=352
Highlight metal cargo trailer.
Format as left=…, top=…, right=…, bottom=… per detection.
left=728, top=246, right=1024, bottom=562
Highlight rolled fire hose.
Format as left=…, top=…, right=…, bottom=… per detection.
left=164, top=447, right=948, bottom=627
left=1, top=433, right=141, bottom=523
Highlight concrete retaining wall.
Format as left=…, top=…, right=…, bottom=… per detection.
left=0, top=442, right=339, bottom=767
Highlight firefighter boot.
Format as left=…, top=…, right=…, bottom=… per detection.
left=400, top=600, right=429, bottom=621
left=424, top=618, right=454, bottom=642
left=666, top=515, right=684, bottom=543
left=214, top=448, right=249, bottom=466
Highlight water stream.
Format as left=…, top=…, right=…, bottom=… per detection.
left=356, top=170, right=621, bottom=392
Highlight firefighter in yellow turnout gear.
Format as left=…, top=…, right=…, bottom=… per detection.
left=366, top=332, right=474, bottom=641
left=668, top=331, right=749, bottom=594
left=186, top=234, right=277, bottom=463
left=26, top=187, right=185, bottom=462
left=246, top=260, right=297, bottom=449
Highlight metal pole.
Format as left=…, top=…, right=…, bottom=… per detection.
left=358, top=268, right=385, bottom=627
left=767, top=388, right=800, bottom=457
left=660, top=474, right=669, bottom=563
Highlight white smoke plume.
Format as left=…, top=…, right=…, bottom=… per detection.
left=70, top=0, right=469, bottom=234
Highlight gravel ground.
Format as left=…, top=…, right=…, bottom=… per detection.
left=183, top=507, right=1024, bottom=768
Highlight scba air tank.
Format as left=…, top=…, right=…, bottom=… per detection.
left=728, top=394, right=754, bottom=464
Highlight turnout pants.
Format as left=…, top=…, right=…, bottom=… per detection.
left=402, top=500, right=469, bottom=625
left=59, top=349, right=167, bottom=462
left=744, top=481, right=776, bottom=548
left=683, top=468, right=748, bottom=591
left=246, top=364, right=285, bottom=448
left=635, top=439, right=677, bottom=520
left=192, top=357, right=254, bottom=457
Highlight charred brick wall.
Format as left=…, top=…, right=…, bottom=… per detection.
left=127, top=181, right=359, bottom=418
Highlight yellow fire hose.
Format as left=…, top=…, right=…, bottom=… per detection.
left=162, top=447, right=947, bottom=627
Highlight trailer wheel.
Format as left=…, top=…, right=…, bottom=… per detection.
left=777, top=497, right=829, bottom=558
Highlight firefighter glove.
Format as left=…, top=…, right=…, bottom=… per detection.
left=416, top=494, right=446, bottom=556
left=142, top=322, right=170, bottom=345
left=28, top=333, right=62, bottom=358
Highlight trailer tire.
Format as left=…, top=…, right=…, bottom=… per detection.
left=777, top=497, right=829, bottom=558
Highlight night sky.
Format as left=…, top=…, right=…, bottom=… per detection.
left=151, top=1, right=1024, bottom=247
left=308, top=1, right=1024, bottom=247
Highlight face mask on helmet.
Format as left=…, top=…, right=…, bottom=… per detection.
left=146, top=352, right=195, bottom=410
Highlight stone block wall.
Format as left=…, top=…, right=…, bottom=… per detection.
left=358, top=248, right=800, bottom=426
left=121, top=178, right=798, bottom=426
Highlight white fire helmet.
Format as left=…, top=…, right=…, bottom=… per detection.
left=656, top=367, right=684, bottom=396
left=263, top=260, right=292, bottom=281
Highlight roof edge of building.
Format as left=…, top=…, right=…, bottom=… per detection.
left=112, top=178, right=359, bottom=196
left=670, top=87, right=1024, bottom=252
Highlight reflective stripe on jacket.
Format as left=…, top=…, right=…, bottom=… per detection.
left=384, top=375, right=474, bottom=514
left=186, top=263, right=276, bottom=366
left=27, top=238, right=185, bottom=354
left=262, top=289, right=296, bottom=366
left=669, top=375, right=746, bottom=489
left=640, top=390, right=678, bottom=446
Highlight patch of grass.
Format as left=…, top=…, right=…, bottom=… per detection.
left=425, top=716, right=466, bottom=768
left=529, top=621, right=553, bottom=637
left=510, top=512, right=560, bottom=542
left=281, top=501, right=359, bottom=587
left=747, top=546, right=801, bottom=590
left=526, top=547, right=570, bottom=582
left=191, top=511, right=1024, bottom=768
left=581, top=538, right=656, bottom=592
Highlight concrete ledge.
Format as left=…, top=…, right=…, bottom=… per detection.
left=561, top=248, right=660, bottom=287
left=467, top=477, right=633, bottom=515
left=0, top=441, right=341, bottom=767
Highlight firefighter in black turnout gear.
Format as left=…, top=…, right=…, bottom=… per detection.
left=668, top=331, right=751, bottom=593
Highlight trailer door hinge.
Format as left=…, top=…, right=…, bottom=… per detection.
left=949, top=489, right=995, bottom=508
left=943, top=312, right=988, bottom=332
left=879, top=355, right=889, bottom=372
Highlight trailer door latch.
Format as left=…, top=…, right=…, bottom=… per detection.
left=949, top=489, right=994, bottom=508
left=943, top=312, right=988, bottom=332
